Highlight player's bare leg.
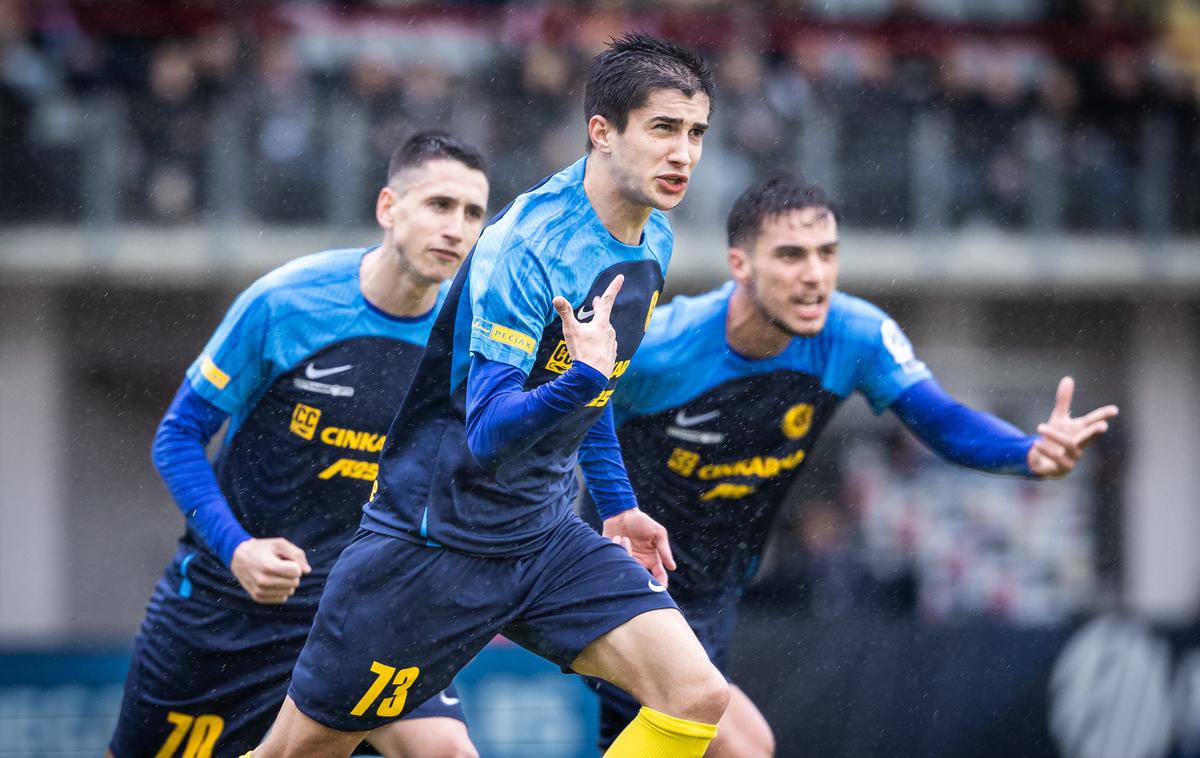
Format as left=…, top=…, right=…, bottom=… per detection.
left=572, top=607, right=730, bottom=755
left=366, top=716, right=478, bottom=758
left=246, top=696, right=368, bottom=758
left=705, top=685, right=775, bottom=758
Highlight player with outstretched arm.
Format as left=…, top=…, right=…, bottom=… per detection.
left=108, top=132, right=488, bottom=758
left=591, top=173, right=1119, bottom=756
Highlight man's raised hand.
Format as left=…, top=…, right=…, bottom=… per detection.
left=1027, top=376, right=1119, bottom=478
left=552, top=274, right=624, bottom=379
left=230, top=537, right=312, bottom=604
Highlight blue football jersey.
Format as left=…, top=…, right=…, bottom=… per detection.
left=177, top=248, right=448, bottom=610
left=363, top=156, right=671, bottom=556
left=611, top=281, right=932, bottom=605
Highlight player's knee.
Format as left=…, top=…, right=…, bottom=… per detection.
left=672, top=665, right=729, bottom=724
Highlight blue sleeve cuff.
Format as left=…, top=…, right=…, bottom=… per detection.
left=152, top=380, right=252, bottom=565
left=890, top=378, right=1036, bottom=476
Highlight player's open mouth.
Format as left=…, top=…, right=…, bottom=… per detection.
left=656, top=174, right=688, bottom=194
left=794, top=294, right=825, bottom=319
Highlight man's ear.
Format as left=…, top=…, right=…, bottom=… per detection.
left=376, top=186, right=395, bottom=230
left=588, top=115, right=614, bottom=154
left=728, top=245, right=753, bottom=285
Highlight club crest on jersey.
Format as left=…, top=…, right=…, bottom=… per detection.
left=781, top=403, right=814, bottom=440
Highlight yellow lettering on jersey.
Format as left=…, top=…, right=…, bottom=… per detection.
left=290, top=403, right=321, bottom=440
left=644, top=290, right=660, bottom=332
left=319, top=427, right=386, bottom=452
left=695, top=449, right=807, bottom=481
left=199, top=356, right=230, bottom=391
left=666, top=448, right=700, bottom=477
left=545, top=341, right=572, bottom=374
left=587, top=390, right=614, bottom=408
left=611, top=360, right=630, bottom=379
left=488, top=323, right=536, bottom=355
left=781, top=403, right=814, bottom=440
left=318, top=458, right=379, bottom=481
left=700, top=483, right=757, bottom=501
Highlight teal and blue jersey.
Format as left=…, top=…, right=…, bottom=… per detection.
left=176, top=248, right=447, bottom=610
left=363, top=156, right=671, bottom=556
left=611, top=281, right=932, bottom=606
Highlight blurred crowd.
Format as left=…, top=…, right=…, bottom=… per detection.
left=2, top=0, right=1199, bottom=232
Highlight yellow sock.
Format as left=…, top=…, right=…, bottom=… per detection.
left=604, top=706, right=718, bottom=757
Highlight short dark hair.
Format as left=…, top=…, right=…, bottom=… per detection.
left=583, top=32, right=715, bottom=151
left=386, top=131, right=488, bottom=184
left=727, top=174, right=840, bottom=249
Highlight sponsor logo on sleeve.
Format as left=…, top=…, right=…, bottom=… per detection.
left=289, top=403, right=322, bottom=440
left=473, top=318, right=536, bottom=355
left=881, top=319, right=927, bottom=375
left=199, top=356, right=230, bottom=390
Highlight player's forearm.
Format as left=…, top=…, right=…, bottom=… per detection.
left=465, top=355, right=608, bottom=469
left=152, top=380, right=252, bottom=564
left=578, top=405, right=638, bottom=519
left=891, top=378, right=1037, bottom=475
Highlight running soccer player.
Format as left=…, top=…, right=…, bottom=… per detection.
left=108, top=132, right=489, bottom=758
left=592, top=173, right=1120, bottom=756
left=247, top=33, right=728, bottom=758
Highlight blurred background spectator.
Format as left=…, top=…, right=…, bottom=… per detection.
left=0, top=0, right=1194, bottom=233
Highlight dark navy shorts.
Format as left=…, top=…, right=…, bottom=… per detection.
left=589, top=599, right=739, bottom=748
left=289, top=514, right=677, bottom=732
left=109, top=576, right=465, bottom=758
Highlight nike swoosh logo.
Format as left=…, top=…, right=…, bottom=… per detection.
left=674, top=409, right=720, bottom=427
left=305, top=363, right=352, bottom=380
left=648, top=579, right=667, bottom=593
left=577, top=306, right=594, bottom=321
left=439, top=692, right=461, bottom=706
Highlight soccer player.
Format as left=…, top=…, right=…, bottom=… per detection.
left=107, top=132, right=489, bottom=758
left=592, top=173, right=1120, bottom=756
left=247, top=33, right=728, bottom=758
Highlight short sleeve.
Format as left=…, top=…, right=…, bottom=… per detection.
left=857, top=317, right=933, bottom=414
left=184, top=283, right=273, bottom=416
left=468, top=247, right=554, bottom=374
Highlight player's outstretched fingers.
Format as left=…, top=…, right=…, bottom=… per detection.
left=1032, top=438, right=1075, bottom=473
left=1036, top=424, right=1082, bottom=461
left=591, top=274, right=625, bottom=323
left=552, top=296, right=579, bottom=333
left=1052, top=376, right=1075, bottom=420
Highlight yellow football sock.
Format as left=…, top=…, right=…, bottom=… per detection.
left=604, top=705, right=718, bottom=757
